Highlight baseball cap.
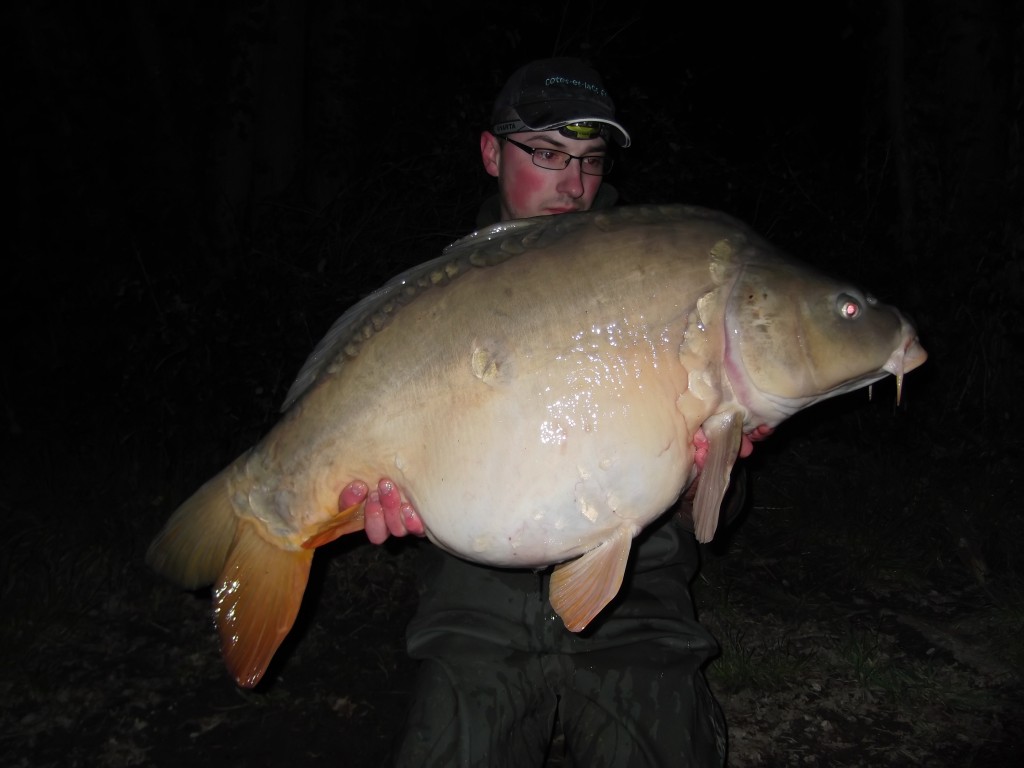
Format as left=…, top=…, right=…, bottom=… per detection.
left=490, top=57, right=631, bottom=148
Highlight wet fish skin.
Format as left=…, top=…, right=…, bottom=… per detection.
left=146, top=204, right=926, bottom=687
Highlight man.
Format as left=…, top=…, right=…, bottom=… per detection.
left=341, top=58, right=729, bottom=767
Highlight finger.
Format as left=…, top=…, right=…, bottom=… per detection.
left=383, top=500, right=407, bottom=537
left=340, top=480, right=369, bottom=509
left=400, top=503, right=426, bottom=537
left=738, top=434, right=754, bottom=458
left=693, top=442, right=709, bottom=469
left=376, top=479, right=407, bottom=536
left=363, top=492, right=388, bottom=544
left=377, top=478, right=401, bottom=512
left=691, top=427, right=710, bottom=469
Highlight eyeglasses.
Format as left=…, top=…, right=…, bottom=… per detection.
left=501, top=136, right=613, bottom=176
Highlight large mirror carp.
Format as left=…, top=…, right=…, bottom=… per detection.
left=147, top=204, right=927, bottom=688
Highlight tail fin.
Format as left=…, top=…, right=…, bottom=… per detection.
left=214, top=518, right=313, bottom=688
left=213, top=498, right=365, bottom=688
left=146, top=464, right=239, bottom=589
left=148, top=458, right=366, bottom=688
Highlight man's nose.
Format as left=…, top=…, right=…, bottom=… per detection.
left=556, top=161, right=585, bottom=198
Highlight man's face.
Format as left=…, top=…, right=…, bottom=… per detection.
left=480, top=129, right=608, bottom=221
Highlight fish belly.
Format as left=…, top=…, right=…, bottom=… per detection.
left=370, top=330, right=701, bottom=567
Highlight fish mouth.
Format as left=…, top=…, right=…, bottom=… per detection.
left=884, top=332, right=928, bottom=405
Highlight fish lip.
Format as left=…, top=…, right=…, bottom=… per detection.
left=883, top=332, right=927, bottom=406
left=884, top=333, right=928, bottom=378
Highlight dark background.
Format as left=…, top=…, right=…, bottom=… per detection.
left=8, top=0, right=1021, bottom=454
left=4, top=1, right=1023, bottom=766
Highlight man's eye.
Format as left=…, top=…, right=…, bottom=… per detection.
left=535, top=150, right=559, bottom=162
left=582, top=156, right=606, bottom=169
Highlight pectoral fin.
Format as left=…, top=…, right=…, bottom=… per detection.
left=692, top=412, right=743, bottom=543
left=549, top=526, right=633, bottom=632
left=214, top=519, right=314, bottom=688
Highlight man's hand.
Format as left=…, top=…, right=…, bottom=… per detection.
left=340, top=478, right=426, bottom=544
left=692, top=424, right=773, bottom=469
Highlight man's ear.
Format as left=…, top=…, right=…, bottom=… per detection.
left=480, top=131, right=501, bottom=178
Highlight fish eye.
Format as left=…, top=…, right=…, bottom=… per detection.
left=837, top=294, right=862, bottom=320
